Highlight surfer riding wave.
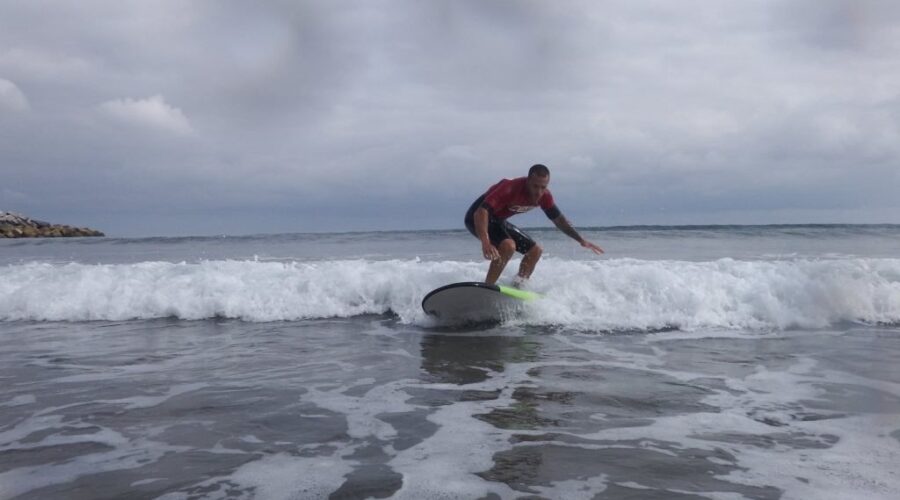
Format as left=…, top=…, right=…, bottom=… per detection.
left=465, top=164, right=604, bottom=286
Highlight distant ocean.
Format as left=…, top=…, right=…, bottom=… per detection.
left=1, top=225, right=898, bottom=499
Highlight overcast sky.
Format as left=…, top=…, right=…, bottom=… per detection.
left=1, top=0, right=899, bottom=236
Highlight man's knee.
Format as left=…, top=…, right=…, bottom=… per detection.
left=527, top=244, right=543, bottom=258
left=499, top=239, right=516, bottom=256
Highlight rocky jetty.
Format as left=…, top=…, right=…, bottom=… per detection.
left=0, top=211, right=104, bottom=238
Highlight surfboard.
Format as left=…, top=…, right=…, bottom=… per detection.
left=421, top=282, right=540, bottom=324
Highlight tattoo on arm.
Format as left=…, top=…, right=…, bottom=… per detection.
left=553, top=216, right=583, bottom=243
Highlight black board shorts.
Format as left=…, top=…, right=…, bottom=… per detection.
left=464, top=195, right=537, bottom=254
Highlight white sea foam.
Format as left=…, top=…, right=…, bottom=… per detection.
left=303, top=377, right=418, bottom=441
left=534, top=339, right=900, bottom=500
left=0, top=415, right=188, bottom=499
left=0, top=394, right=35, bottom=407
left=1, top=257, right=898, bottom=330
left=154, top=451, right=355, bottom=500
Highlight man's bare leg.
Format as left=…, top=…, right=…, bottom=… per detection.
left=517, top=244, right=543, bottom=281
left=485, top=239, right=516, bottom=284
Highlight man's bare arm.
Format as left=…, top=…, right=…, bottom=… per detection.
left=475, top=207, right=500, bottom=260
left=552, top=215, right=604, bottom=254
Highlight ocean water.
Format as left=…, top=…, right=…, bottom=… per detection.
left=1, top=225, right=898, bottom=499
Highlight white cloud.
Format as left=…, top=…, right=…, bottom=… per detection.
left=0, top=78, right=29, bottom=112
left=0, top=48, right=92, bottom=80
left=99, top=94, right=193, bottom=136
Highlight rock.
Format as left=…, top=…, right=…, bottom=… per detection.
left=0, top=211, right=104, bottom=238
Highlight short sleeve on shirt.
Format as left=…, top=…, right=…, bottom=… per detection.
left=482, top=179, right=514, bottom=213
left=539, top=190, right=555, bottom=210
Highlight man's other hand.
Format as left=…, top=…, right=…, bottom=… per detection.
left=482, top=241, right=500, bottom=260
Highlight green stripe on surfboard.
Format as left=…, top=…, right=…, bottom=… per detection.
left=497, top=285, right=541, bottom=301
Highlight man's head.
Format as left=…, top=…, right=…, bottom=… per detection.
left=526, top=164, right=550, bottom=202
left=528, top=164, right=550, bottom=178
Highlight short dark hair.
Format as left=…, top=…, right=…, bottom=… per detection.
left=528, top=164, right=550, bottom=178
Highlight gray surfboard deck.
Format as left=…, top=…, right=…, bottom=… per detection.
left=421, top=282, right=540, bottom=324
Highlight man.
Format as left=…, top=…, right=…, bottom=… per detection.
left=464, top=164, right=604, bottom=286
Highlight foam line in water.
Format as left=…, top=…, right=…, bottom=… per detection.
left=1, top=258, right=898, bottom=330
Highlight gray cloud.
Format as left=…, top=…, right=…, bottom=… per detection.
left=1, top=0, right=898, bottom=236
left=0, top=78, right=29, bottom=111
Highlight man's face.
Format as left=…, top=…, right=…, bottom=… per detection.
left=525, top=174, right=549, bottom=202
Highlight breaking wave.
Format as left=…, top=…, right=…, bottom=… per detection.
left=1, top=257, right=899, bottom=330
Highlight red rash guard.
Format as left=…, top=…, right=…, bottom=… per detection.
left=481, top=177, right=560, bottom=220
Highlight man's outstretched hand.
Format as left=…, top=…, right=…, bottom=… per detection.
left=581, top=240, right=605, bottom=255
